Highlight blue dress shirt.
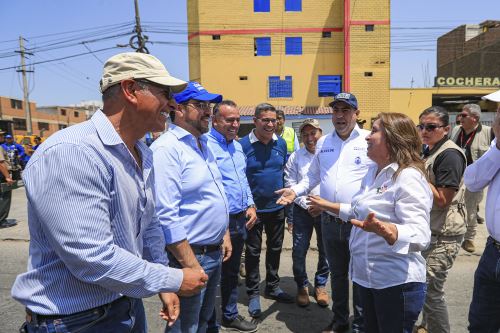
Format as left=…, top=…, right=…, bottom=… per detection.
left=151, top=124, right=229, bottom=246
left=11, top=110, right=183, bottom=315
left=204, top=128, right=254, bottom=215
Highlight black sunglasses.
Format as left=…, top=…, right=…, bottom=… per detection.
left=416, top=123, right=446, bottom=132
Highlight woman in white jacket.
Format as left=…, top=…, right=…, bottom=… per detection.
left=308, top=112, right=432, bottom=333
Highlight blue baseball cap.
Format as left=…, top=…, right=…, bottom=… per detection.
left=329, top=92, right=358, bottom=109
left=5, top=134, right=12, bottom=139
left=174, top=81, right=222, bottom=104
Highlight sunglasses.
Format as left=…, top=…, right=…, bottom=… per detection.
left=135, top=79, right=173, bottom=100
left=416, top=123, right=446, bottom=132
left=187, top=102, right=212, bottom=111
left=458, top=113, right=469, bottom=118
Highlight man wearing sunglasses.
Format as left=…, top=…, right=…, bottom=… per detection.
left=416, top=106, right=466, bottom=333
left=11, top=52, right=209, bottom=332
left=151, top=81, right=229, bottom=333
left=450, top=104, right=494, bottom=253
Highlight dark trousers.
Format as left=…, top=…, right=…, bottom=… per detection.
left=0, top=189, right=12, bottom=222
left=292, top=204, right=329, bottom=288
left=357, top=282, right=426, bottom=333
left=321, top=213, right=364, bottom=331
left=245, top=209, right=285, bottom=297
left=220, top=212, right=247, bottom=320
left=468, top=237, right=500, bottom=333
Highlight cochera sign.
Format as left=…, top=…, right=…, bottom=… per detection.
left=435, top=76, right=500, bottom=87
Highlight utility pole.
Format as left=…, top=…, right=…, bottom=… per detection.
left=16, top=36, right=34, bottom=135
left=129, top=0, right=149, bottom=53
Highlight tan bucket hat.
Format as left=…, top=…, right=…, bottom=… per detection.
left=299, top=118, right=321, bottom=134
left=100, top=52, right=187, bottom=93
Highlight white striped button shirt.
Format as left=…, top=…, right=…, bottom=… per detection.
left=11, top=110, right=183, bottom=315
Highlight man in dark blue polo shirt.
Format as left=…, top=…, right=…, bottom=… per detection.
left=240, top=103, right=293, bottom=320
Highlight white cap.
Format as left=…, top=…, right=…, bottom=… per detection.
left=482, top=89, right=500, bottom=102
left=100, top=52, right=187, bottom=93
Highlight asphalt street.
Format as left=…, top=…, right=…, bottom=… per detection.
left=0, top=187, right=485, bottom=332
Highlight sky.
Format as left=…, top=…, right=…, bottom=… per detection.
left=0, top=0, right=498, bottom=106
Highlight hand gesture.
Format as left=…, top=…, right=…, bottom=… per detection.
left=245, top=206, right=257, bottom=230
left=350, top=212, right=398, bottom=245
left=275, top=188, right=297, bottom=205
left=178, top=268, right=208, bottom=297
left=306, top=195, right=329, bottom=211
left=307, top=205, right=323, bottom=217
left=159, top=292, right=180, bottom=327
left=222, top=231, right=232, bottom=262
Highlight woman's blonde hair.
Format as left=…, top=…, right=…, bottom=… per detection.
left=376, top=112, right=425, bottom=179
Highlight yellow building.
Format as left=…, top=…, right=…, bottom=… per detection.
left=187, top=0, right=390, bottom=125
left=390, top=87, right=499, bottom=126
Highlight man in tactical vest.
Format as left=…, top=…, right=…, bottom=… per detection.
left=450, top=104, right=494, bottom=253
left=416, top=106, right=467, bottom=333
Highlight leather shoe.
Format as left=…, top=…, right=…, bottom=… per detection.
left=321, top=320, right=349, bottom=333
left=296, top=287, right=310, bottom=307
left=264, top=288, right=294, bottom=303
left=221, top=315, right=258, bottom=332
left=314, top=286, right=329, bottom=307
left=462, top=240, right=475, bottom=253
left=415, top=326, right=428, bottom=333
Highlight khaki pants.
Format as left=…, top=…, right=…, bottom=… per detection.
left=464, top=189, right=484, bottom=242
left=420, top=239, right=462, bottom=333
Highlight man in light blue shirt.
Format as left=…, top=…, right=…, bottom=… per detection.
left=151, top=81, right=229, bottom=333
left=205, top=100, right=258, bottom=332
left=11, top=52, right=208, bottom=333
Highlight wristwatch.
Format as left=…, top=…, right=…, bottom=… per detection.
left=247, top=204, right=256, bottom=209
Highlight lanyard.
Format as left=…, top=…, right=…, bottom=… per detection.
left=458, top=128, right=476, bottom=148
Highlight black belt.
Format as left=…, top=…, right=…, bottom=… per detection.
left=229, top=211, right=246, bottom=219
left=324, top=213, right=345, bottom=224
left=489, top=236, right=500, bottom=250
left=431, top=234, right=463, bottom=242
left=191, top=243, right=222, bottom=255
left=26, top=296, right=128, bottom=324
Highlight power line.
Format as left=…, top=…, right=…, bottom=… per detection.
left=0, top=46, right=121, bottom=71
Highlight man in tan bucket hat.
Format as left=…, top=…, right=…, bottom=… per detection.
left=12, top=52, right=208, bottom=332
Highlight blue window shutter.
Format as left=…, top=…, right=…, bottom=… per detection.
left=268, top=76, right=293, bottom=98
left=254, top=0, right=270, bottom=12
left=318, top=75, right=342, bottom=97
left=255, top=37, right=271, bottom=56
left=285, top=0, right=302, bottom=11
left=285, top=37, right=302, bottom=55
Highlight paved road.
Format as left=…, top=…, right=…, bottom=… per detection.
left=0, top=187, right=485, bottom=332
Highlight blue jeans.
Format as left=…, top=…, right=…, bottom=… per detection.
left=220, top=212, right=247, bottom=321
left=356, top=282, right=426, bottom=333
left=166, top=249, right=222, bottom=333
left=321, top=214, right=363, bottom=331
left=292, top=204, right=329, bottom=288
left=468, top=237, right=500, bottom=333
left=21, top=297, right=146, bottom=332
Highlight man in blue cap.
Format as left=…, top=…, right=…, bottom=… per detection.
left=2, top=134, right=25, bottom=173
left=151, top=81, right=230, bottom=333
